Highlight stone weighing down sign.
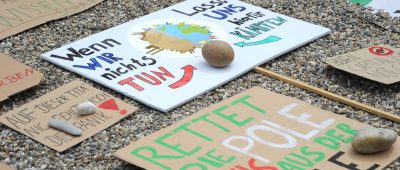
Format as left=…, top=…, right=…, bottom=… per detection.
left=41, top=0, right=331, bottom=112
left=0, top=80, right=137, bottom=152
left=115, top=87, right=400, bottom=170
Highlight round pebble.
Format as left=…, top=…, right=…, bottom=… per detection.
left=77, top=101, right=97, bottom=115
left=48, top=119, right=82, bottom=136
left=351, top=127, right=397, bottom=154
left=202, top=40, right=234, bottom=68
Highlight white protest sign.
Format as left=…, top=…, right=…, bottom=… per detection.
left=351, top=0, right=400, bottom=17
left=41, top=0, right=331, bottom=111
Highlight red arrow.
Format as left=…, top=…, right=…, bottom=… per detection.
left=169, top=65, right=197, bottom=89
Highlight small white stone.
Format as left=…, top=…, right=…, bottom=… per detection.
left=77, top=101, right=97, bottom=115
left=351, top=127, right=397, bottom=154
left=48, top=119, right=82, bottom=136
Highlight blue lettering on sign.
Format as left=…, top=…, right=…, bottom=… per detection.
left=73, top=53, right=123, bottom=70
left=203, top=4, right=246, bottom=20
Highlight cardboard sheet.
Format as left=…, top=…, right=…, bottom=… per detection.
left=41, top=0, right=331, bottom=112
left=0, top=0, right=103, bottom=40
left=0, top=80, right=137, bottom=152
left=0, top=54, right=43, bottom=102
left=324, top=44, right=400, bottom=84
left=0, top=162, right=13, bottom=170
left=115, top=87, right=400, bottom=170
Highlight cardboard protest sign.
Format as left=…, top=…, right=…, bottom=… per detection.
left=324, top=44, right=400, bottom=84
left=114, top=87, right=400, bottom=170
left=0, top=0, right=103, bottom=40
left=0, top=54, right=43, bottom=102
left=0, top=163, right=13, bottom=170
left=41, top=0, right=331, bottom=112
left=0, top=80, right=137, bottom=152
left=351, top=0, right=400, bottom=17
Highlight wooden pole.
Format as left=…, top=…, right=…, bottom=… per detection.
left=254, top=67, right=400, bottom=122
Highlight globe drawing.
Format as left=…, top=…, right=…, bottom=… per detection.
left=128, top=19, right=227, bottom=58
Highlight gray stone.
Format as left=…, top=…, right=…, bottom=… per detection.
left=48, top=119, right=82, bottom=136
left=77, top=101, right=97, bottom=115
left=351, top=127, right=397, bottom=154
left=202, top=40, right=234, bottom=68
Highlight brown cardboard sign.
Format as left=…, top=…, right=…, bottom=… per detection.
left=0, top=80, right=137, bottom=152
left=324, top=44, right=400, bottom=84
left=0, top=0, right=103, bottom=40
left=114, top=87, right=400, bottom=170
left=0, top=162, right=13, bottom=170
left=0, top=54, right=43, bottom=102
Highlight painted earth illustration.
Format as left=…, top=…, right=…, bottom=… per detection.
left=128, top=19, right=227, bottom=58
left=133, top=22, right=216, bottom=55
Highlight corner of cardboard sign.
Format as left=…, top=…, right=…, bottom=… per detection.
left=0, top=54, right=44, bottom=102
left=0, top=162, right=14, bottom=170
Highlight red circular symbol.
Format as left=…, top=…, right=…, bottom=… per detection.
left=368, top=46, right=394, bottom=56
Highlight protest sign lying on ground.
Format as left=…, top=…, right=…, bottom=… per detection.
left=115, top=86, right=400, bottom=170
left=324, top=44, right=400, bottom=84
left=0, top=0, right=103, bottom=40
left=0, top=54, right=43, bottom=102
left=0, top=162, right=13, bottom=170
left=41, top=0, right=331, bottom=112
left=0, top=80, right=137, bottom=152
left=351, top=0, right=400, bottom=17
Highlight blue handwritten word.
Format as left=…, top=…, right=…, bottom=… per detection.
left=73, top=53, right=123, bottom=70
left=203, top=4, right=246, bottom=20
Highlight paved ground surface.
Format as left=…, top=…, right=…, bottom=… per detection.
left=0, top=0, right=399, bottom=169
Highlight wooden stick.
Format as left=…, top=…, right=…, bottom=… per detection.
left=254, top=67, right=400, bottom=122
